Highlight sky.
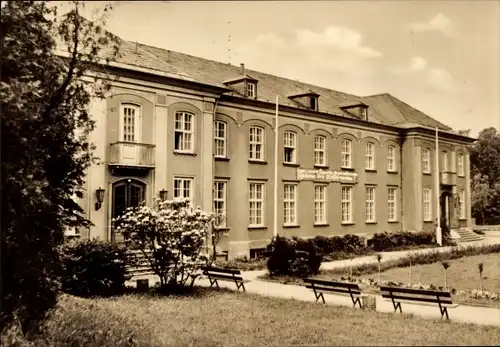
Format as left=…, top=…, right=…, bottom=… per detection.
left=62, top=1, right=499, bottom=137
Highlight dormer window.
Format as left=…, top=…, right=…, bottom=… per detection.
left=288, top=90, right=320, bottom=111
left=246, top=82, right=256, bottom=99
left=340, top=101, right=369, bottom=120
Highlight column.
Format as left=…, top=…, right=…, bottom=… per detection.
left=465, top=153, right=472, bottom=227
left=201, top=99, right=215, bottom=213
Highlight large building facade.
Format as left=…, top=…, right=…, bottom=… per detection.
left=73, top=40, right=474, bottom=259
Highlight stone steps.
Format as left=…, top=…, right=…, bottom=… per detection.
left=454, top=228, right=484, bottom=243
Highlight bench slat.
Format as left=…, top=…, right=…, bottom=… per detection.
left=201, top=266, right=241, bottom=275
left=380, top=286, right=451, bottom=298
left=306, top=285, right=361, bottom=296
left=304, top=278, right=361, bottom=290
left=382, top=293, right=453, bottom=305
left=203, top=272, right=243, bottom=282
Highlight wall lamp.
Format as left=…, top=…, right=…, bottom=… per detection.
left=159, top=189, right=168, bottom=201
left=95, top=187, right=105, bottom=211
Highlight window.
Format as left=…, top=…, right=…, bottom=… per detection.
left=213, top=181, right=227, bottom=227
left=246, top=82, right=256, bottom=98
left=310, top=96, right=318, bottom=111
left=365, top=187, right=375, bottom=222
left=459, top=190, right=466, bottom=219
left=341, top=186, right=353, bottom=223
left=457, top=153, right=465, bottom=177
left=341, top=139, right=352, bottom=168
left=174, top=111, right=193, bottom=152
left=422, top=148, right=431, bottom=173
left=387, top=145, right=396, bottom=172
left=249, top=126, right=264, bottom=160
left=314, top=136, right=326, bottom=166
left=249, top=182, right=264, bottom=226
left=283, top=131, right=297, bottom=164
left=314, top=185, right=327, bottom=224
left=423, top=188, right=432, bottom=221
left=442, top=151, right=448, bottom=172
left=388, top=188, right=397, bottom=221
left=173, top=177, right=193, bottom=204
left=214, top=121, right=227, bottom=158
left=360, top=107, right=368, bottom=120
left=284, top=184, right=297, bottom=225
left=121, top=104, right=141, bottom=142
left=365, top=142, right=375, bottom=170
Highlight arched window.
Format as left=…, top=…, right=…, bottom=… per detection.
left=365, top=142, right=375, bottom=170
left=249, top=126, right=264, bottom=160
left=120, top=103, right=141, bottom=142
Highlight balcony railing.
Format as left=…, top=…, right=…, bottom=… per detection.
left=109, top=142, right=155, bottom=167
left=440, top=171, right=456, bottom=186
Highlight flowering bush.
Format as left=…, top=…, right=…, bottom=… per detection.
left=113, top=198, right=216, bottom=287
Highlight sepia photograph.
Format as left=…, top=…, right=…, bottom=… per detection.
left=1, top=1, right=499, bottom=346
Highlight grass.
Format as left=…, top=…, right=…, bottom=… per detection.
left=4, top=290, right=500, bottom=347
left=361, top=253, right=500, bottom=293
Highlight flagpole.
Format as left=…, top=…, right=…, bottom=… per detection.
left=435, top=127, right=442, bottom=246
left=273, top=95, right=279, bottom=238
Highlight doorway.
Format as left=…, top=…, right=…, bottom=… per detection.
left=112, top=179, right=146, bottom=241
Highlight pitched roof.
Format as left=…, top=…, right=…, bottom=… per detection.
left=106, top=38, right=453, bottom=131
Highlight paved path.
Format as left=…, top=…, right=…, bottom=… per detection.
left=129, top=237, right=500, bottom=327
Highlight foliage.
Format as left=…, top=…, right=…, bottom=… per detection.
left=370, top=231, right=435, bottom=251
left=59, top=239, right=131, bottom=297
left=215, top=257, right=268, bottom=271
left=266, top=236, right=323, bottom=277
left=1, top=1, right=120, bottom=332
left=470, top=127, right=500, bottom=224
left=114, top=198, right=215, bottom=287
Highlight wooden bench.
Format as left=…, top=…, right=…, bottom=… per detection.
left=304, top=278, right=365, bottom=309
left=380, top=286, right=459, bottom=320
left=200, top=266, right=247, bottom=292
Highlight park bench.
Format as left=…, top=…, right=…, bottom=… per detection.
left=200, top=266, right=247, bottom=292
left=380, top=286, right=459, bottom=320
left=304, top=278, right=365, bottom=309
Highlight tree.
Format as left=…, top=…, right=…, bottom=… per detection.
left=457, top=129, right=471, bottom=136
left=1, top=1, right=120, bottom=332
left=478, top=262, right=484, bottom=292
left=469, top=127, right=500, bottom=224
left=441, top=261, right=450, bottom=289
left=376, top=253, right=382, bottom=283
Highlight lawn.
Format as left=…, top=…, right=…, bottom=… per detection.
left=361, top=253, right=500, bottom=293
left=9, top=289, right=500, bottom=347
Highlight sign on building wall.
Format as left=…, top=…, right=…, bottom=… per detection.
left=296, top=168, right=358, bottom=183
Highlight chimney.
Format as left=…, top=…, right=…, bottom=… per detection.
left=240, top=63, right=245, bottom=75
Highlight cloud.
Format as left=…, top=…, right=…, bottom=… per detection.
left=411, top=13, right=454, bottom=37
left=427, top=68, right=458, bottom=92
left=409, top=56, right=427, bottom=71
left=295, top=26, right=382, bottom=58
left=255, top=32, right=286, bottom=48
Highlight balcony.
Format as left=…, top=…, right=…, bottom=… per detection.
left=109, top=142, right=155, bottom=169
left=440, top=171, right=456, bottom=186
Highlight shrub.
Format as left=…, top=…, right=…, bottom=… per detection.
left=266, top=236, right=322, bottom=277
left=370, top=231, right=435, bottom=251
left=215, top=257, right=267, bottom=271
left=59, top=239, right=131, bottom=297
left=114, top=198, right=215, bottom=288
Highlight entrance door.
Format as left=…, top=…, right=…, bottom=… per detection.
left=112, top=179, right=145, bottom=241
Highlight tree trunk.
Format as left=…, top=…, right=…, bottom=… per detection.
left=409, top=261, right=412, bottom=286
left=378, top=263, right=381, bottom=283
left=480, top=274, right=483, bottom=292
left=444, top=271, right=448, bottom=289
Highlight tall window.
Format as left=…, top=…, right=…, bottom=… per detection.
left=341, top=139, right=352, bottom=168
left=249, top=182, right=264, bottom=226
left=365, top=142, right=375, bottom=170
left=213, top=181, right=227, bottom=227
left=422, top=148, right=431, bottom=173
left=214, top=121, right=226, bottom=158
left=442, top=151, right=448, bottom=172
left=314, top=136, right=326, bottom=166
left=388, top=187, right=397, bottom=221
left=387, top=145, right=396, bottom=172
left=121, top=104, right=140, bottom=142
left=314, top=185, right=326, bottom=224
left=174, top=111, right=193, bottom=152
left=310, top=96, right=318, bottom=111
left=423, top=188, right=432, bottom=221
left=459, top=190, right=466, bottom=219
left=457, top=153, right=465, bottom=177
left=246, top=82, right=256, bottom=98
left=283, top=131, right=297, bottom=164
left=249, top=126, right=264, bottom=160
left=341, top=186, right=353, bottom=223
left=284, top=184, right=297, bottom=225
left=365, top=186, right=375, bottom=222
left=173, top=177, right=193, bottom=204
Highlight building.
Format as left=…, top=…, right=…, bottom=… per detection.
left=75, top=39, right=475, bottom=259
